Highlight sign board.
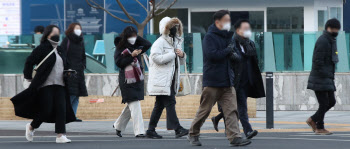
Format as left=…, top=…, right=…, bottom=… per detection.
left=0, top=0, right=21, bottom=35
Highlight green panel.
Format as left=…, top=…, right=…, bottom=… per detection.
left=273, top=33, right=284, bottom=71
left=33, top=34, right=42, bottom=47
left=264, top=32, right=276, bottom=72
left=192, top=33, right=203, bottom=73
left=103, top=33, right=117, bottom=73
left=0, top=49, right=32, bottom=74
left=83, top=35, right=96, bottom=56
left=85, top=54, right=106, bottom=73
left=336, top=31, right=349, bottom=72
left=145, top=34, right=157, bottom=55
left=292, top=34, right=303, bottom=71
left=303, top=33, right=316, bottom=71
left=20, top=35, right=33, bottom=44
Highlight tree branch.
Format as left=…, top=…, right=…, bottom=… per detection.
left=155, top=0, right=177, bottom=16
left=141, top=0, right=156, bottom=25
left=134, top=0, right=147, bottom=12
left=155, top=0, right=167, bottom=8
left=116, top=0, right=139, bottom=25
left=85, top=0, right=133, bottom=24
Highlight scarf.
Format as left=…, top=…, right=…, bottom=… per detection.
left=233, top=33, right=256, bottom=56
left=48, top=39, right=59, bottom=48
left=122, top=48, right=144, bottom=84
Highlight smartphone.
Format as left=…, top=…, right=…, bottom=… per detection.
left=138, top=46, right=144, bottom=50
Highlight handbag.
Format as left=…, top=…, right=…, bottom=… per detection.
left=176, top=59, right=191, bottom=96
left=32, top=48, right=57, bottom=78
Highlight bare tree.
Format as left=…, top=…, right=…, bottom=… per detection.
left=86, top=0, right=178, bottom=36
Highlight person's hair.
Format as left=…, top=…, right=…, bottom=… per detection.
left=213, top=10, right=230, bottom=21
left=117, top=26, right=138, bottom=50
left=34, top=25, right=44, bottom=34
left=325, top=18, right=341, bottom=30
left=40, top=25, right=60, bottom=43
left=234, top=19, right=250, bottom=30
left=65, top=23, right=82, bottom=36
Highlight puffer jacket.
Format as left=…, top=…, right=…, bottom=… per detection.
left=147, top=17, right=186, bottom=96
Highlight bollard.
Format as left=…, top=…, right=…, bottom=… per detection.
left=266, top=72, right=274, bottom=129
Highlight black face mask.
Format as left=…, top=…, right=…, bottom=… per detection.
left=169, top=26, right=177, bottom=37
left=50, top=34, right=60, bottom=42
left=330, top=32, right=339, bottom=37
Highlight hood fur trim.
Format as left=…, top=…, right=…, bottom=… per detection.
left=159, top=17, right=183, bottom=36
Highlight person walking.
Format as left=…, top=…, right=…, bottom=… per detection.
left=211, top=19, right=265, bottom=139
left=10, top=25, right=76, bottom=143
left=112, top=26, right=152, bottom=138
left=306, top=18, right=341, bottom=135
left=187, top=10, right=251, bottom=147
left=60, top=23, right=88, bottom=122
left=146, top=17, right=189, bottom=139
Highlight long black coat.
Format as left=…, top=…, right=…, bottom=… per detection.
left=230, top=39, right=265, bottom=98
left=114, top=36, right=152, bottom=103
left=60, top=34, right=88, bottom=97
left=307, top=31, right=338, bottom=91
left=202, top=24, right=235, bottom=87
left=10, top=40, right=76, bottom=123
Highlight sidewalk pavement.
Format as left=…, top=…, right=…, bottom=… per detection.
left=1, top=111, right=350, bottom=136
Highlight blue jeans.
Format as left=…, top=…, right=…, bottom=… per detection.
left=70, top=95, right=79, bottom=116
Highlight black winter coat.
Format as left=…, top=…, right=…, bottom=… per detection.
left=60, top=34, right=88, bottom=96
left=230, top=39, right=265, bottom=98
left=307, top=31, right=338, bottom=91
left=114, top=36, right=152, bottom=103
left=10, top=40, right=76, bottom=123
left=202, top=24, right=234, bottom=87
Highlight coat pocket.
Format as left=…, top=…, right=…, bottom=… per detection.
left=153, top=71, right=169, bottom=87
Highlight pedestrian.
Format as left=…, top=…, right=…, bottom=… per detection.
left=34, top=25, right=44, bottom=34
left=10, top=25, right=76, bottom=143
left=146, top=17, right=189, bottom=139
left=60, top=23, right=88, bottom=122
left=306, top=18, right=340, bottom=135
left=211, top=19, right=265, bottom=139
left=187, top=10, right=251, bottom=147
left=112, top=26, right=152, bottom=138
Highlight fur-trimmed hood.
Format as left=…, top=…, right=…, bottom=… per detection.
left=159, top=17, right=183, bottom=36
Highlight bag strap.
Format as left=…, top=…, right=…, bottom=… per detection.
left=34, top=48, right=56, bottom=70
left=66, top=39, right=70, bottom=52
left=142, top=54, right=150, bottom=69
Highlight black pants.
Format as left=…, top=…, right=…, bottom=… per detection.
left=148, top=89, right=181, bottom=131
left=31, top=85, right=67, bottom=133
left=311, top=91, right=336, bottom=129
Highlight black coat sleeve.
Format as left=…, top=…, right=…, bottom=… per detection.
left=23, top=45, right=43, bottom=79
left=114, top=48, right=134, bottom=69
left=82, top=42, right=86, bottom=69
left=136, top=36, right=152, bottom=54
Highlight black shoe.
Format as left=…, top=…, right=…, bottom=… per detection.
left=175, top=128, right=189, bottom=138
left=246, top=130, right=258, bottom=139
left=187, top=135, right=202, bottom=146
left=230, top=137, right=251, bottom=147
left=75, top=118, right=82, bottom=122
left=136, top=134, right=145, bottom=138
left=146, top=130, right=162, bottom=139
left=112, top=125, right=122, bottom=137
left=211, top=116, right=219, bottom=132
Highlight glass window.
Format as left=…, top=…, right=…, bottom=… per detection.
left=267, top=7, right=304, bottom=32
left=318, top=10, right=328, bottom=31
left=153, top=9, right=188, bottom=34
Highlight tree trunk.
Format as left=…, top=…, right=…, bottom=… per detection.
left=137, top=25, right=145, bottom=37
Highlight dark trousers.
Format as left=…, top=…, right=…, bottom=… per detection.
left=148, top=89, right=181, bottom=131
left=31, top=85, right=67, bottom=133
left=311, top=91, right=336, bottom=129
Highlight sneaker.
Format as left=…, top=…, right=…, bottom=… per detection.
left=135, top=134, right=146, bottom=138
left=75, top=118, right=83, bottom=122
left=211, top=116, right=219, bottom=132
left=230, top=137, right=251, bottom=147
left=315, top=129, right=333, bottom=135
left=175, top=128, right=189, bottom=138
left=146, top=130, right=163, bottom=139
left=246, top=130, right=258, bottom=139
left=25, top=123, right=34, bottom=142
left=112, top=124, right=122, bottom=137
left=187, top=135, right=202, bottom=146
left=306, top=117, right=317, bottom=132
left=56, top=135, right=72, bottom=143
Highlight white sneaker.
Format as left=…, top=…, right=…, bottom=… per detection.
left=56, top=135, right=72, bottom=143
left=25, top=123, right=34, bottom=142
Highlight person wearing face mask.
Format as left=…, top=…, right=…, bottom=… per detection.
left=10, top=25, right=76, bottom=143
left=306, top=18, right=341, bottom=135
left=146, top=17, right=189, bottom=139
left=112, top=26, right=151, bottom=138
left=188, top=10, right=250, bottom=147
left=210, top=19, right=265, bottom=140
left=60, top=23, right=88, bottom=122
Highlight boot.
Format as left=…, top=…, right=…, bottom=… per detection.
left=306, top=117, right=317, bottom=132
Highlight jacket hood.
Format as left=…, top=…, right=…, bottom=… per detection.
left=159, top=17, right=183, bottom=36
left=114, top=36, right=122, bottom=47
left=208, top=24, right=233, bottom=39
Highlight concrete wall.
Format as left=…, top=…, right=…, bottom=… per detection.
left=1, top=73, right=350, bottom=111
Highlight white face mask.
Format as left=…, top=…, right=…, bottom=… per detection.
left=243, top=30, right=252, bottom=38
left=127, top=37, right=137, bottom=45
left=74, top=29, right=82, bottom=36
left=222, top=22, right=231, bottom=31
